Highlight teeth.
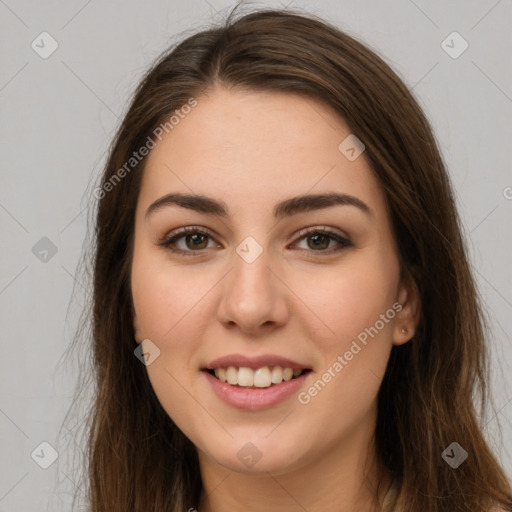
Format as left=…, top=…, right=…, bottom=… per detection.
left=211, top=365, right=305, bottom=388
left=226, top=366, right=238, bottom=385
left=238, top=367, right=254, bottom=386
left=271, top=366, right=283, bottom=383
left=283, top=367, right=293, bottom=381
left=253, top=366, right=271, bottom=387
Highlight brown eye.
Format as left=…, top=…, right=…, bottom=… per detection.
left=306, top=233, right=331, bottom=250
left=159, top=227, right=218, bottom=255
left=293, top=228, right=352, bottom=254
left=184, top=233, right=209, bottom=250
left=159, top=226, right=351, bottom=257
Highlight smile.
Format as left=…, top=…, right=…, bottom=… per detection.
left=206, top=366, right=311, bottom=388
left=203, top=369, right=312, bottom=410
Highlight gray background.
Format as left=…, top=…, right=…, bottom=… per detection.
left=1, top=0, right=511, bottom=510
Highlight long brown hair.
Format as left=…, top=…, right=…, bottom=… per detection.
left=62, top=4, right=512, bottom=511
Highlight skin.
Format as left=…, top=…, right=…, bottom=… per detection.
left=131, top=86, right=420, bottom=512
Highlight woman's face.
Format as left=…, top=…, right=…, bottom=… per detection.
left=131, top=86, right=419, bottom=475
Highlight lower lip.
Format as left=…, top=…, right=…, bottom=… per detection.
left=203, top=370, right=310, bottom=410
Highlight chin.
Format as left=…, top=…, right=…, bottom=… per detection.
left=200, top=436, right=308, bottom=475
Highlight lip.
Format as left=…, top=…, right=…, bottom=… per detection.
left=204, top=353, right=311, bottom=371
left=203, top=370, right=311, bottom=410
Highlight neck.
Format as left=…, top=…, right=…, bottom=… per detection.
left=196, top=426, right=392, bottom=512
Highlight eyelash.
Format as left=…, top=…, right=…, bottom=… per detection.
left=158, top=225, right=352, bottom=257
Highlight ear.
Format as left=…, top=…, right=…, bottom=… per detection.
left=392, top=273, right=421, bottom=346
left=132, top=304, right=143, bottom=344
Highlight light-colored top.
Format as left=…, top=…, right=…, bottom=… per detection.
left=381, top=479, right=400, bottom=512
left=380, top=480, right=506, bottom=512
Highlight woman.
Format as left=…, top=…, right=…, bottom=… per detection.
left=73, top=5, right=512, bottom=511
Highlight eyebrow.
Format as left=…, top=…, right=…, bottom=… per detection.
left=145, top=191, right=372, bottom=221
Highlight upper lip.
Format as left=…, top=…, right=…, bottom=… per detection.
left=204, top=353, right=311, bottom=370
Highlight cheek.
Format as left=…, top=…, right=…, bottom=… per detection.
left=131, top=248, right=215, bottom=341
left=131, top=253, right=214, bottom=435
left=144, top=356, right=213, bottom=450
left=292, top=252, right=399, bottom=344
left=294, top=268, right=396, bottom=435
left=291, top=251, right=398, bottom=410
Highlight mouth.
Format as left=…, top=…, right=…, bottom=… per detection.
left=202, top=366, right=312, bottom=389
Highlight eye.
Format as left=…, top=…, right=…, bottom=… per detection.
left=291, top=227, right=352, bottom=254
left=158, top=226, right=219, bottom=255
left=158, top=225, right=352, bottom=256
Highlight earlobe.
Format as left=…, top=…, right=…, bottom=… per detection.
left=392, top=275, right=421, bottom=346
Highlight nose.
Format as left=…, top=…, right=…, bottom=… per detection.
left=216, top=246, right=290, bottom=335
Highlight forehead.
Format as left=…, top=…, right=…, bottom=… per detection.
left=138, top=87, right=387, bottom=220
